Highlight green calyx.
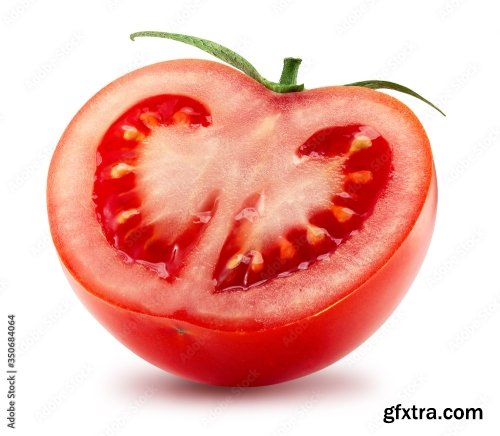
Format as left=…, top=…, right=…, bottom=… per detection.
left=130, top=31, right=444, bottom=115
left=130, top=31, right=303, bottom=93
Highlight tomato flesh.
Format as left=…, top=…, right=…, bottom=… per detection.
left=93, top=95, right=392, bottom=292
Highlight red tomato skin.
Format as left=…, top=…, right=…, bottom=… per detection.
left=65, top=172, right=436, bottom=386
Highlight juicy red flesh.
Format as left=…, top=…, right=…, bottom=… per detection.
left=213, top=125, right=392, bottom=292
left=93, top=95, right=392, bottom=292
left=93, top=95, right=212, bottom=279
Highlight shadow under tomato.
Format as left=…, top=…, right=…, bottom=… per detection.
left=110, top=363, right=376, bottom=405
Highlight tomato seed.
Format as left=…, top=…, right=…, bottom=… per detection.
left=349, top=135, right=372, bottom=153
left=332, top=205, right=354, bottom=223
left=122, top=125, right=145, bottom=141
left=346, top=170, right=373, bottom=184
left=110, top=163, right=134, bottom=178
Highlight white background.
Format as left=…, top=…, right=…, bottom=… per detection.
left=1, top=0, right=499, bottom=435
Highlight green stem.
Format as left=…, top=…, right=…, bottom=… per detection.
left=279, top=58, right=302, bottom=86
left=130, top=31, right=444, bottom=114
left=130, top=31, right=304, bottom=93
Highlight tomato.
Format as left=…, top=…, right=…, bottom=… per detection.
left=47, top=32, right=440, bottom=386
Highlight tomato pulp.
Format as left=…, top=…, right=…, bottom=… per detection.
left=48, top=58, right=436, bottom=386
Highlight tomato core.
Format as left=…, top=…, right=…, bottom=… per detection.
left=93, top=95, right=392, bottom=292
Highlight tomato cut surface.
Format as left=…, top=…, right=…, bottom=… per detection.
left=48, top=59, right=436, bottom=385
left=93, top=90, right=392, bottom=292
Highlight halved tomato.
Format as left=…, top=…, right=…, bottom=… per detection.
left=47, top=32, right=438, bottom=386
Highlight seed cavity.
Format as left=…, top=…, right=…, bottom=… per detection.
left=213, top=125, right=392, bottom=292
left=94, top=95, right=213, bottom=282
